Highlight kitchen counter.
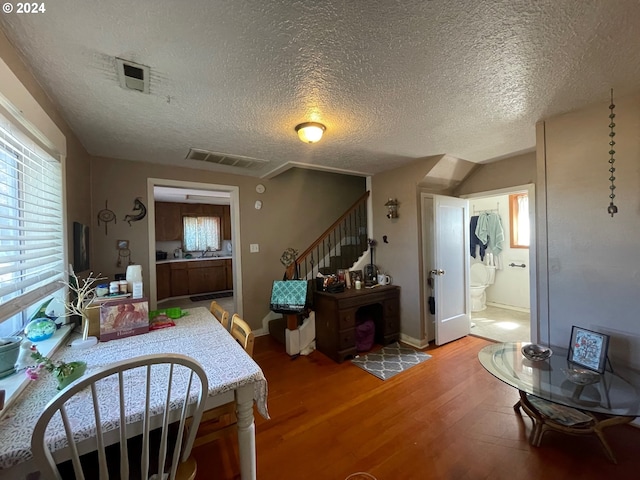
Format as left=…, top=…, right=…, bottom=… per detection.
left=156, top=256, right=232, bottom=264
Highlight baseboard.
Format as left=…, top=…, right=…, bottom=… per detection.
left=486, top=302, right=530, bottom=313
left=399, top=333, right=428, bottom=349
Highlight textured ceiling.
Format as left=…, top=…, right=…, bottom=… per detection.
left=1, top=0, right=639, bottom=178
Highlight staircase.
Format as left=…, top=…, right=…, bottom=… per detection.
left=286, top=191, right=370, bottom=280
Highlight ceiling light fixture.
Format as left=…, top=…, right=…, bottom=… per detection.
left=295, top=122, right=326, bottom=144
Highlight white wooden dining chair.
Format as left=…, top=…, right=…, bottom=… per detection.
left=210, top=300, right=230, bottom=331
left=31, top=353, right=209, bottom=480
left=192, top=314, right=254, bottom=448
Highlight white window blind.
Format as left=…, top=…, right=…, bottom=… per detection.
left=0, top=116, right=65, bottom=334
left=183, top=216, right=221, bottom=252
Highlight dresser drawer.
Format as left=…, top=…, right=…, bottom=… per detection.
left=339, top=309, right=357, bottom=330
left=385, top=315, right=400, bottom=333
left=384, top=298, right=400, bottom=317
left=338, top=328, right=356, bottom=350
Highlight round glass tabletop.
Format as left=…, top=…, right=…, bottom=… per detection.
left=478, top=342, right=640, bottom=416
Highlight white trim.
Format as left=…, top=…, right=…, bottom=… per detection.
left=261, top=161, right=371, bottom=179
left=146, top=178, right=242, bottom=318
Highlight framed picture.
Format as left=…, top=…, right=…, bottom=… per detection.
left=73, top=222, right=90, bottom=272
left=116, top=239, right=129, bottom=250
left=349, top=270, right=362, bottom=285
left=567, top=326, right=610, bottom=374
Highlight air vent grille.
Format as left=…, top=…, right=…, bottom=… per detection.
left=186, top=149, right=268, bottom=169
left=116, top=57, right=150, bottom=94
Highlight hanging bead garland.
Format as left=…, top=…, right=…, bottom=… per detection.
left=607, top=89, right=618, bottom=217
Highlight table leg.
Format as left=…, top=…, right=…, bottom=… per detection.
left=235, top=385, right=257, bottom=480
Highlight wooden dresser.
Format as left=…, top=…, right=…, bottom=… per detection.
left=313, top=285, right=400, bottom=363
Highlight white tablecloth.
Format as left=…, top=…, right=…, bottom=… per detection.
left=0, top=307, right=268, bottom=472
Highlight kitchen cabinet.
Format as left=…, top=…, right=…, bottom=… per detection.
left=222, top=207, right=231, bottom=240
left=155, top=202, right=231, bottom=243
left=181, top=203, right=205, bottom=216
left=188, top=260, right=227, bottom=294
left=157, top=263, right=171, bottom=301
left=155, top=202, right=182, bottom=241
left=158, top=259, right=233, bottom=299
left=169, top=262, right=189, bottom=297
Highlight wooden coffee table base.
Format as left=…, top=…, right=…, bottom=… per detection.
left=514, top=390, right=634, bottom=463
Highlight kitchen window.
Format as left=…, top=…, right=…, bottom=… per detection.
left=509, top=193, right=529, bottom=248
left=183, top=216, right=221, bottom=252
left=0, top=115, right=65, bottom=336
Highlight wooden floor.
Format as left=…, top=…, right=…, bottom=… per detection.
left=192, top=335, right=640, bottom=479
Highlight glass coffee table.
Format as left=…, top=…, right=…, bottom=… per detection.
left=478, top=342, right=640, bottom=463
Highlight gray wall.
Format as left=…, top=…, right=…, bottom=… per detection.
left=537, top=90, right=640, bottom=369
left=455, top=152, right=536, bottom=197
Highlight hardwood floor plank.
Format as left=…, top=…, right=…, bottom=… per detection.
left=193, top=335, right=640, bottom=479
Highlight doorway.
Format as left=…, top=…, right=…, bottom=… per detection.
left=463, top=185, right=535, bottom=343
left=145, top=178, right=242, bottom=316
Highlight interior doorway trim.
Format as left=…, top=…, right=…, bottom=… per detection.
left=460, top=183, right=537, bottom=343
left=146, top=178, right=242, bottom=316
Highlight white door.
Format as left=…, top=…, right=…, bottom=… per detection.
left=429, top=195, right=470, bottom=345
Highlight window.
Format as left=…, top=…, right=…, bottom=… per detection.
left=183, top=216, right=221, bottom=252
left=0, top=116, right=65, bottom=336
left=509, top=193, right=529, bottom=248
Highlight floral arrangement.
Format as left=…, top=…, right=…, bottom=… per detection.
left=26, top=348, right=86, bottom=388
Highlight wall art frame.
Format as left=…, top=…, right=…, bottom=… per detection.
left=567, top=326, right=610, bottom=374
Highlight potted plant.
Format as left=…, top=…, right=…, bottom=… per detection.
left=26, top=349, right=87, bottom=390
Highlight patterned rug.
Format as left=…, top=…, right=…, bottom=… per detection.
left=189, top=290, right=234, bottom=302
left=352, top=342, right=432, bottom=380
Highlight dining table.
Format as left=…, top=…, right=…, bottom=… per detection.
left=0, top=306, right=268, bottom=480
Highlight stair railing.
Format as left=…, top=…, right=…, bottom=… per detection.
left=286, top=191, right=370, bottom=280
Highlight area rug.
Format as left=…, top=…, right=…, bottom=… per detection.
left=189, top=290, right=234, bottom=302
left=352, top=342, right=432, bottom=380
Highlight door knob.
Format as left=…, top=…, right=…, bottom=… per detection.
left=429, top=269, right=445, bottom=276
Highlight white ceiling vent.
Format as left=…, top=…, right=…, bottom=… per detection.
left=186, top=148, right=268, bottom=169
left=116, top=57, right=150, bottom=93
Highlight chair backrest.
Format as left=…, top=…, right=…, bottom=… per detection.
left=230, top=314, right=255, bottom=357
left=210, top=301, right=230, bottom=330
left=31, top=353, right=208, bottom=480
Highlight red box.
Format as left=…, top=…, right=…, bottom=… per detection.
left=99, top=297, right=149, bottom=341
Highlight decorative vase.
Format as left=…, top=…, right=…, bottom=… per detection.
left=56, top=361, right=87, bottom=390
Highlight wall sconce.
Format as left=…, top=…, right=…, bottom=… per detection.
left=295, top=122, right=326, bottom=144
left=385, top=198, right=399, bottom=219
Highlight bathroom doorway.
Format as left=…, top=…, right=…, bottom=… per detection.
left=463, top=185, right=536, bottom=343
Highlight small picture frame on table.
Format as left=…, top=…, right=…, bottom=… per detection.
left=567, top=326, right=610, bottom=374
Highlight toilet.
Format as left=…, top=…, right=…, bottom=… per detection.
left=470, top=263, right=496, bottom=312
